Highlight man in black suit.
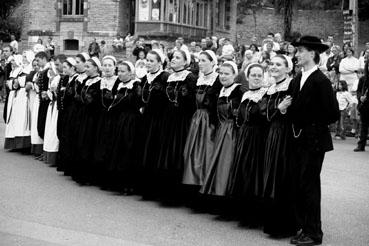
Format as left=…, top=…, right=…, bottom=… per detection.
left=285, top=36, right=339, bottom=245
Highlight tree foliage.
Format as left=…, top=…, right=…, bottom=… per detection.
left=0, top=0, right=22, bottom=20
left=0, top=0, right=22, bottom=40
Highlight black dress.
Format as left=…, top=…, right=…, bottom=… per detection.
left=262, top=78, right=296, bottom=237
left=140, top=70, right=170, bottom=172
left=108, top=79, right=143, bottom=187
left=56, top=73, right=78, bottom=171
left=92, top=76, right=120, bottom=173
left=227, top=87, right=269, bottom=198
left=156, top=70, right=197, bottom=180
left=200, top=83, right=243, bottom=196
left=182, top=72, right=222, bottom=186
left=74, top=76, right=102, bottom=180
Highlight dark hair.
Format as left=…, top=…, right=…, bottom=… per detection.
left=3, top=45, right=13, bottom=52
left=148, top=50, right=162, bottom=63
left=55, top=54, right=67, bottom=63
left=101, top=40, right=106, bottom=45
left=338, top=80, right=348, bottom=91
left=221, top=63, right=237, bottom=74
left=63, top=60, right=74, bottom=68
left=76, top=54, right=87, bottom=63
left=246, top=63, right=264, bottom=77
left=174, top=50, right=189, bottom=63
left=346, top=47, right=355, bottom=55
left=199, top=51, right=214, bottom=62
left=268, top=32, right=275, bottom=37
left=35, top=51, right=49, bottom=60
left=304, top=47, right=320, bottom=64
left=249, top=44, right=259, bottom=52
left=87, top=58, right=100, bottom=70
left=273, top=54, right=289, bottom=68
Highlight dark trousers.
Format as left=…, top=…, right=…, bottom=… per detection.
left=357, top=117, right=368, bottom=149
left=291, top=144, right=325, bottom=242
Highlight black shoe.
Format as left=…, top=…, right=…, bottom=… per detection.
left=290, top=231, right=304, bottom=244
left=354, top=147, right=365, bottom=152
left=295, top=234, right=322, bottom=245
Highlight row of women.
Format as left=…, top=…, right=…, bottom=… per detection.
left=4, top=48, right=298, bottom=238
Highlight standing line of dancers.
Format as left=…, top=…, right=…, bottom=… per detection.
left=3, top=36, right=339, bottom=246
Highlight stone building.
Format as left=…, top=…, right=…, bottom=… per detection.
left=21, top=0, right=237, bottom=55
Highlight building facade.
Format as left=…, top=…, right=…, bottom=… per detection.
left=21, top=0, right=236, bottom=55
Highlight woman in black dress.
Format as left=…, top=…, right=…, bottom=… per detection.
left=56, top=58, right=78, bottom=172
left=64, top=53, right=90, bottom=176
left=156, top=49, right=197, bottom=195
left=183, top=50, right=222, bottom=187
left=201, top=61, right=243, bottom=196
left=140, top=49, right=169, bottom=193
left=74, top=57, right=101, bottom=184
left=227, top=63, right=269, bottom=226
left=92, top=56, right=119, bottom=184
left=263, top=55, right=296, bottom=237
left=109, top=61, right=142, bottom=194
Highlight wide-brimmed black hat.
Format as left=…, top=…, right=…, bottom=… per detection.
left=291, top=35, right=329, bottom=53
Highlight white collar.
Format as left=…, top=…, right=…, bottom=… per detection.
left=68, top=73, right=78, bottom=83
left=267, top=77, right=291, bottom=95
left=85, top=76, right=100, bottom=86
left=219, top=83, right=240, bottom=98
left=302, top=65, right=318, bottom=77
left=100, top=75, right=118, bottom=90
left=9, top=67, right=22, bottom=78
left=197, top=72, right=218, bottom=86
left=22, top=64, right=33, bottom=74
left=167, top=70, right=190, bottom=82
left=241, top=87, right=268, bottom=103
left=77, top=73, right=88, bottom=83
left=117, top=78, right=140, bottom=90
left=146, top=69, right=163, bottom=84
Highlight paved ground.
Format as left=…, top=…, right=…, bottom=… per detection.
left=0, top=104, right=368, bottom=246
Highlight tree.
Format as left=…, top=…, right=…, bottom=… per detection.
left=283, top=0, right=294, bottom=41
left=0, top=0, right=22, bottom=41
left=0, top=0, right=22, bottom=20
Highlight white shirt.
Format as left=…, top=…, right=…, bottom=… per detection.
left=222, top=44, right=235, bottom=56
left=300, top=65, right=318, bottom=90
left=10, top=40, right=18, bottom=53
left=336, top=91, right=354, bottom=110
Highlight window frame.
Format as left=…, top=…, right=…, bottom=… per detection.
left=62, top=0, right=84, bottom=17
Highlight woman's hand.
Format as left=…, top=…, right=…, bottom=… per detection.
left=278, top=95, right=292, bottom=113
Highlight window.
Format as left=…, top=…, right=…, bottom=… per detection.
left=64, top=39, right=79, bottom=50
left=63, top=0, right=84, bottom=16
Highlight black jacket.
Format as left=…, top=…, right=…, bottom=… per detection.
left=288, top=69, right=340, bottom=152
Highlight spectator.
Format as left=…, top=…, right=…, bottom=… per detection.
left=342, top=42, right=351, bottom=57
left=113, top=35, right=124, bottom=52
left=339, top=47, right=360, bottom=137
left=249, top=44, right=260, bottom=63
left=241, top=50, right=254, bottom=72
left=124, top=33, right=132, bottom=43
left=359, top=41, right=369, bottom=57
left=263, top=40, right=276, bottom=59
left=33, top=38, right=45, bottom=54
left=319, top=42, right=332, bottom=77
left=88, top=38, right=101, bottom=58
left=45, top=37, right=56, bottom=57
left=9, top=35, right=18, bottom=54
left=327, top=45, right=342, bottom=85
left=135, top=49, right=147, bottom=79
left=201, top=39, right=207, bottom=51
left=100, top=40, right=108, bottom=58
left=335, top=80, right=354, bottom=140
left=359, top=49, right=369, bottom=73
left=132, top=39, right=146, bottom=61
left=221, top=38, right=234, bottom=57
left=354, top=60, right=369, bottom=151
left=263, top=32, right=280, bottom=52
